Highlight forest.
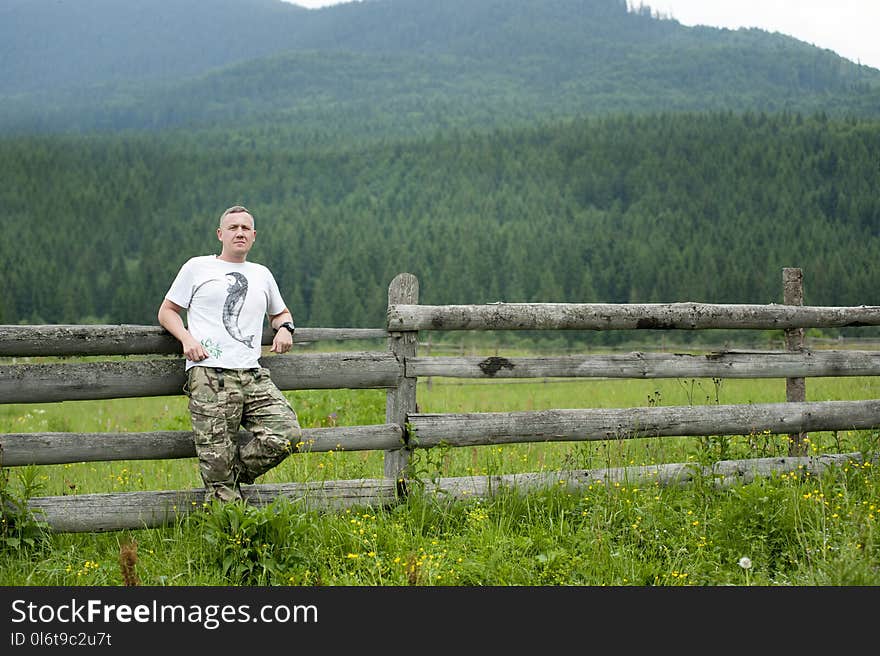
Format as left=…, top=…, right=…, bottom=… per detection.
left=3, top=110, right=879, bottom=344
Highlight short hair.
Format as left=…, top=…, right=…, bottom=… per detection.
left=219, top=205, right=252, bottom=225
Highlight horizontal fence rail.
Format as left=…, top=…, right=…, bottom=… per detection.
left=407, top=400, right=880, bottom=448
left=0, top=325, right=388, bottom=357
left=388, top=302, right=880, bottom=331
left=425, top=452, right=872, bottom=499
left=27, top=479, right=402, bottom=533
left=0, top=351, right=401, bottom=403
left=0, top=424, right=405, bottom=467
left=406, top=350, right=880, bottom=379
left=4, top=399, right=877, bottom=467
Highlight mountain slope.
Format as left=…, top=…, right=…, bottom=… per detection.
left=0, top=0, right=310, bottom=93
left=2, top=0, right=879, bottom=136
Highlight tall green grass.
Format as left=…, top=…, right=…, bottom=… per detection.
left=1, top=375, right=879, bottom=585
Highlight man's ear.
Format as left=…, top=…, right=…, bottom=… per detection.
left=216, top=228, right=223, bottom=241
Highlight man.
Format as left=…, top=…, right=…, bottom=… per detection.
left=158, top=205, right=302, bottom=503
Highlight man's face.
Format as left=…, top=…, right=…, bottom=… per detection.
left=217, top=211, right=256, bottom=260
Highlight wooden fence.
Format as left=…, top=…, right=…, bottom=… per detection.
left=2, top=269, right=880, bottom=533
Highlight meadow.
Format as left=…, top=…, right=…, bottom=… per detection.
left=1, top=366, right=879, bottom=586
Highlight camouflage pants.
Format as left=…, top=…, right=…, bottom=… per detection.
left=185, top=366, right=302, bottom=503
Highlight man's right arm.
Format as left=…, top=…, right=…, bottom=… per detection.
left=158, top=299, right=208, bottom=362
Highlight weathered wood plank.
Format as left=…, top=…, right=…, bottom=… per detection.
left=265, top=351, right=399, bottom=391
left=0, top=359, right=185, bottom=402
left=5, top=398, right=876, bottom=467
left=385, top=273, right=419, bottom=485
left=407, top=399, right=880, bottom=447
left=387, top=302, right=880, bottom=331
left=423, top=452, right=869, bottom=499
left=27, top=479, right=399, bottom=533
left=405, top=350, right=880, bottom=379
left=784, top=268, right=808, bottom=455
left=0, top=424, right=404, bottom=466
left=0, top=325, right=388, bottom=357
left=0, top=352, right=401, bottom=403
left=0, top=324, right=180, bottom=357
left=26, top=452, right=869, bottom=533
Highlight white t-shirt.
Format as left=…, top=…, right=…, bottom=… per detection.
left=165, top=255, right=287, bottom=370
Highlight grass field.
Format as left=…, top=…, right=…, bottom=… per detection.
left=1, top=370, right=879, bottom=586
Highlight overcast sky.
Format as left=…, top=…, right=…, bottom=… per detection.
left=283, top=0, right=880, bottom=71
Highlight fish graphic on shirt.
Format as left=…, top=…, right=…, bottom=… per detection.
left=222, top=272, right=256, bottom=349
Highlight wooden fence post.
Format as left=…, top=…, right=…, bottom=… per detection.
left=385, top=273, right=419, bottom=495
left=783, top=267, right=807, bottom=456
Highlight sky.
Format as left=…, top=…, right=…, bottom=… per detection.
left=283, top=0, right=880, bottom=71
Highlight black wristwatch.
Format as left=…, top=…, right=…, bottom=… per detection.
left=275, top=321, right=295, bottom=336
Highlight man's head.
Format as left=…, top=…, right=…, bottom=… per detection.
left=217, top=205, right=255, bottom=263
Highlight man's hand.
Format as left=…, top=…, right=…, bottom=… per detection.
left=158, top=299, right=209, bottom=362
left=182, top=335, right=209, bottom=361
left=270, top=329, right=293, bottom=354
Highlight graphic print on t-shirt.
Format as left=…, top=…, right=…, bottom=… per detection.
left=222, top=272, right=256, bottom=349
